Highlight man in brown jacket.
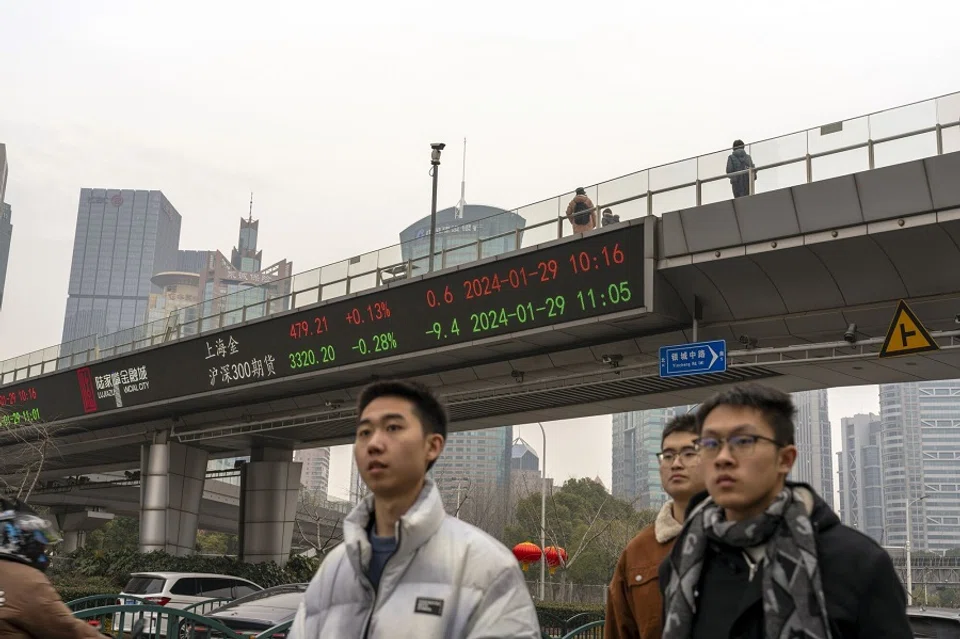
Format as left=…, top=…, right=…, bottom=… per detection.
left=565, top=187, right=596, bottom=234
left=0, top=499, right=107, bottom=639
left=605, top=413, right=704, bottom=639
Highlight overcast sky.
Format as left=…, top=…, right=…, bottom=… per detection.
left=2, top=1, right=958, bottom=500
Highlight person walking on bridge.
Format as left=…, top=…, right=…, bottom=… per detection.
left=659, top=383, right=911, bottom=639
left=289, top=380, right=540, bottom=639
left=726, top=139, right=756, bottom=198
left=605, top=412, right=705, bottom=639
left=565, top=187, right=597, bottom=233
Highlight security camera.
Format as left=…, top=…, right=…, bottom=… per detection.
left=738, top=335, right=759, bottom=349
left=601, top=354, right=623, bottom=367
left=843, top=323, right=858, bottom=344
left=430, top=142, right=446, bottom=151
left=430, top=142, right=446, bottom=166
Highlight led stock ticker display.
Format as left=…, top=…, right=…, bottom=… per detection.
left=280, top=224, right=644, bottom=373
left=0, top=223, right=645, bottom=425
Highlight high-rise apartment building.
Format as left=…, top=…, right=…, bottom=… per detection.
left=430, top=427, right=513, bottom=519
left=61, top=189, right=182, bottom=352
left=838, top=413, right=884, bottom=543
left=880, top=380, right=960, bottom=552
left=790, top=389, right=834, bottom=509
left=295, top=448, right=331, bottom=498
left=0, top=203, right=11, bottom=311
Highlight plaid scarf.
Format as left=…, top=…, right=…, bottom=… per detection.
left=662, top=487, right=832, bottom=639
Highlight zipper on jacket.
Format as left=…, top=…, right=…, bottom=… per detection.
left=362, top=523, right=403, bottom=639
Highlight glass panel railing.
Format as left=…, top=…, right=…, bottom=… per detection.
left=874, top=131, right=938, bottom=169
left=3, top=89, right=959, bottom=383
left=869, top=98, right=937, bottom=140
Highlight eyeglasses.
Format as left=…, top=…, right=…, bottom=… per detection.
left=656, top=446, right=700, bottom=465
left=693, top=434, right=781, bottom=458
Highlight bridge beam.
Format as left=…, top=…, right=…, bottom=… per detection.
left=238, top=447, right=301, bottom=564
left=139, top=432, right=208, bottom=555
left=56, top=508, right=115, bottom=552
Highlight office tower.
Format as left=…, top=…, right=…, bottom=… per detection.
left=398, top=204, right=526, bottom=274
left=61, top=189, right=182, bottom=351
left=0, top=144, right=11, bottom=311
left=790, top=390, right=834, bottom=509
left=430, top=427, right=513, bottom=527
left=880, top=381, right=960, bottom=552
left=0, top=203, right=10, bottom=310
left=612, top=406, right=695, bottom=510
left=349, top=457, right=369, bottom=505
left=295, top=448, right=331, bottom=498
left=838, top=413, right=884, bottom=543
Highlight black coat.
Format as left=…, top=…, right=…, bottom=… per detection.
left=659, top=484, right=912, bottom=639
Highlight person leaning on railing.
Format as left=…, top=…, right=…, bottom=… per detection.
left=565, top=187, right=597, bottom=233
left=0, top=498, right=109, bottom=639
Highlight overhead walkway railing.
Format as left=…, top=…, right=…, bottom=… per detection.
left=3, top=90, right=960, bottom=385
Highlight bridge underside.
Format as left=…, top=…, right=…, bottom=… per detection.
left=3, top=153, right=960, bottom=479
left=30, top=482, right=343, bottom=542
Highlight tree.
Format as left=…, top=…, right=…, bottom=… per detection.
left=505, top=477, right=647, bottom=598
left=0, top=419, right=66, bottom=502
left=196, top=530, right=238, bottom=555
left=293, top=488, right=344, bottom=558
left=84, top=516, right=140, bottom=552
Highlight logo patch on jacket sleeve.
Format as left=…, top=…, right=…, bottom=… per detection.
left=414, top=597, right=444, bottom=616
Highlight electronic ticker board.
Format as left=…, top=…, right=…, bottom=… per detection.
left=0, top=222, right=646, bottom=426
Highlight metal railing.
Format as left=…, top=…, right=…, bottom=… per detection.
left=3, top=89, right=960, bottom=386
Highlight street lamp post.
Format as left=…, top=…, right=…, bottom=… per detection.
left=428, top=143, right=445, bottom=273
left=537, top=422, right=547, bottom=601
left=906, top=493, right=927, bottom=605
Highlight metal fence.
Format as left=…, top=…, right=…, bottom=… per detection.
left=528, top=581, right=608, bottom=606
left=4, top=89, right=960, bottom=385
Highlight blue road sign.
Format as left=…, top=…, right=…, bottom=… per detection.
left=659, top=340, right=727, bottom=378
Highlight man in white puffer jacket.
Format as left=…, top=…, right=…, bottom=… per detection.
left=289, top=379, right=541, bottom=639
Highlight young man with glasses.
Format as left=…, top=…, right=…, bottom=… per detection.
left=605, top=413, right=704, bottom=639
left=659, top=383, right=911, bottom=639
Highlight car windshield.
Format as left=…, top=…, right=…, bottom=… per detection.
left=122, top=576, right=165, bottom=595
left=213, top=584, right=307, bottom=614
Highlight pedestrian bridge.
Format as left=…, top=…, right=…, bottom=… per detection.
left=2, top=90, right=960, bottom=481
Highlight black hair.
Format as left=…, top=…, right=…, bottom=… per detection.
left=732, top=139, right=745, bottom=149
left=696, top=383, right=795, bottom=445
left=357, top=380, right=448, bottom=469
left=661, top=412, right=699, bottom=446
left=575, top=187, right=586, bottom=196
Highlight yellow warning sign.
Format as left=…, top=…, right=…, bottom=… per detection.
left=879, top=300, right=939, bottom=358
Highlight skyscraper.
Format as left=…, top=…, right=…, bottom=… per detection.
left=295, top=447, right=331, bottom=498
left=0, top=143, right=10, bottom=312
left=0, top=203, right=11, bottom=311
left=838, top=413, right=884, bottom=543
left=612, top=406, right=695, bottom=510
left=880, top=380, right=960, bottom=552
left=790, top=389, right=834, bottom=509
left=61, top=189, right=182, bottom=350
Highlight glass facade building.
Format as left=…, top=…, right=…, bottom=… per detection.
left=789, top=389, right=834, bottom=509
left=838, top=413, right=884, bottom=543
left=881, top=380, right=960, bottom=552
left=60, top=189, right=182, bottom=351
left=0, top=203, right=11, bottom=311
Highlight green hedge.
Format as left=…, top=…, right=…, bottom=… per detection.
left=53, top=548, right=319, bottom=593
left=534, top=601, right=605, bottom=619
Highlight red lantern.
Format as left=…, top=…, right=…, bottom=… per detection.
left=512, top=542, right=542, bottom=571
left=543, top=546, right=568, bottom=575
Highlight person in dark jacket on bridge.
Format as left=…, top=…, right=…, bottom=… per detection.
left=659, top=383, right=911, bottom=639
left=726, top=139, right=756, bottom=198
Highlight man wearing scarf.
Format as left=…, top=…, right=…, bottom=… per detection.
left=659, top=383, right=911, bottom=639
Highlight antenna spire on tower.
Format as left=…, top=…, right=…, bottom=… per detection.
left=248, top=192, right=254, bottom=223
left=457, top=137, right=467, bottom=219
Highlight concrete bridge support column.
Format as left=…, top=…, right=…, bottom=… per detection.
left=139, top=431, right=209, bottom=555
left=56, top=509, right=115, bottom=553
left=239, top=447, right=301, bottom=564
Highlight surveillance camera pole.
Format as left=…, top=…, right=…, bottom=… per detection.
left=428, top=144, right=445, bottom=273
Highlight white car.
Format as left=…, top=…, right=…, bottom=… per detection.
left=114, top=571, right=263, bottom=636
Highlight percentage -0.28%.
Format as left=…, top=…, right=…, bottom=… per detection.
left=345, top=301, right=393, bottom=325
left=352, top=332, right=399, bottom=355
